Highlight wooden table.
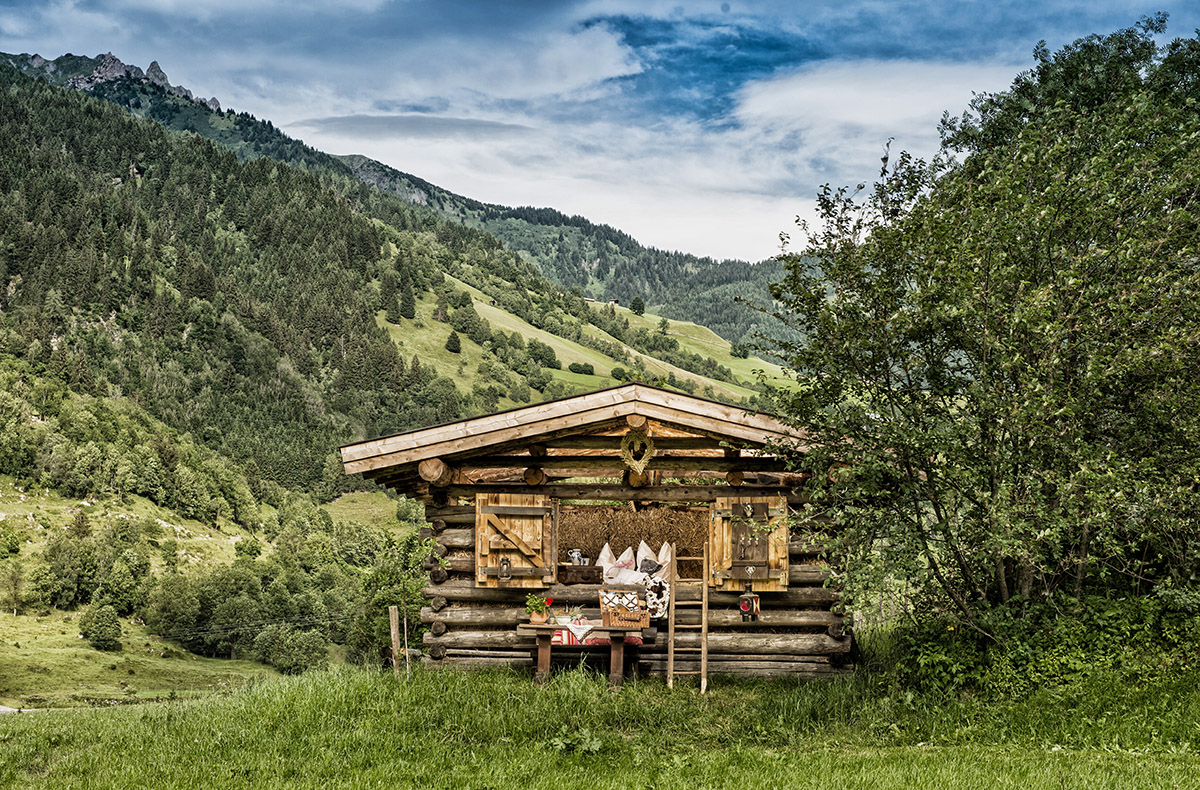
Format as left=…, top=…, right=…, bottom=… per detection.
left=515, top=623, right=647, bottom=688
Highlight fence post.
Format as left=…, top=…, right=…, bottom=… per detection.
left=389, top=605, right=402, bottom=680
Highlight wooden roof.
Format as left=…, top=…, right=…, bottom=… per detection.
left=340, top=384, right=809, bottom=500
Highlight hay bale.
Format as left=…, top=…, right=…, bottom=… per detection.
left=557, top=505, right=707, bottom=567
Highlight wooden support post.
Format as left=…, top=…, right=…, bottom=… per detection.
left=535, top=633, right=552, bottom=684
left=388, top=605, right=402, bottom=679
left=609, top=633, right=626, bottom=688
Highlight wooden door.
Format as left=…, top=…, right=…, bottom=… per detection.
left=709, top=496, right=788, bottom=592
left=475, top=493, right=556, bottom=589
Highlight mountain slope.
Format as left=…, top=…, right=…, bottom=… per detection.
left=4, top=50, right=787, bottom=346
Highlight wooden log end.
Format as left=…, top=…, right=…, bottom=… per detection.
left=428, top=644, right=448, bottom=660
left=429, top=566, right=449, bottom=584
left=430, top=596, right=448, bottom=612
left=419, top=457, right=455, bottom=486
left=430, top=621, right=448, bottom=637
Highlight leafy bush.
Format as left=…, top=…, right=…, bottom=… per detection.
left=567, top=362, right=594, bottom=375
left=84, top=604, right=122, bottom=651
left=253, top=624, right=329, bottom=674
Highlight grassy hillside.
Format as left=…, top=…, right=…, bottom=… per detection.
left=0, top=611, right=274, bottom=708
left=1, top=667, right=1198, bottom=787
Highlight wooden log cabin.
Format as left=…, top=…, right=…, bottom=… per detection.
left=339, top=383, right=852, bottom=682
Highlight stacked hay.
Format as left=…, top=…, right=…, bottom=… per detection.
left=558, top=505, right=708, bottom=577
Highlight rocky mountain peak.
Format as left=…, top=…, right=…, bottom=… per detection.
left=67, top=51, right=144, bottom=90
left=146, top=60, right=170, bottom=87
left=26, top=51, right=225, bottom=113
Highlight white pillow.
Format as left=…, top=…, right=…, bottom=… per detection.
left=651, top=542, right=673, bottom=580
left=597, top=543, right=616, bottom=570
left=636, top=541, right=655, bottom=569
left=610, top=567, right=648, bottom=585
left=604, top=546, right=636, bottom=581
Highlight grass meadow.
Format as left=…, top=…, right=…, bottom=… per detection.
left=1, top=664, right=1197, bottom=788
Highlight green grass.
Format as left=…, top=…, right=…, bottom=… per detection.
left=0, top=611, right=274, bottom=709
left=1, top=666, right=1197, bottom=788
left=321, top=492, right=408, bottom=536
left=376, top=278, right=761, bottom=404
left=596, top=302, right=792, bottom=388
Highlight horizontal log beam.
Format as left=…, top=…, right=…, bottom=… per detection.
left=638, top=660, right=850, bottom=679
left=544, top=436, right=753, bottom=451
left=423, top=580, right=839, bottom=606
left=422, top=656, right=534, bottom=669
left=420, top=605, right=840, bottom=630
left=436, top=528, right=474, bottom=549
left=443, top=483, right=793, bottom=502
left=422, top=629, right=846, bottom=655
left=671, top=632, right=850, bottom=655
left=423, top=631, right=536, bottom=649
left=456, top=456, right=786, bottom=473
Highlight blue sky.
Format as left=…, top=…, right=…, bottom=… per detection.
left=3, top=1, right=1198, bottom=261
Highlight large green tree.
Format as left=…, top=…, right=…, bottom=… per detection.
left=768, top=19, right=1200, bottom=632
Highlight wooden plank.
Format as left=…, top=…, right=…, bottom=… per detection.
left=479, top=567, right=553, bottom=578
left=346, top=402, right=638, bottom=473
left=343, top=388, right=639, bottom=464
left=483, top=514, right=543, bottom=565
left=480, top=505, right=554, bottom=516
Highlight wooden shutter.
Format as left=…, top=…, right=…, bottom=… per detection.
left=475, top=493, right=556, bottom=589
left=709, top=496, right=789, bottom=592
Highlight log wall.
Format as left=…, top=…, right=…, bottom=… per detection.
left=419, top=501, right=853, bottom=679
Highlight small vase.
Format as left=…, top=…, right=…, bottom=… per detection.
left=529, top=610, right=550, bottom=625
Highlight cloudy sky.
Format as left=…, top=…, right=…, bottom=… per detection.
left=3, top=1, right=1197, bottom=262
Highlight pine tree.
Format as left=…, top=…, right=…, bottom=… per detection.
left=380, top=271, right=401, bottom=323
left=630, top=296, right=645, bottom=316
left=444, top=331, right=461, bottom=354
left=87, top=604, right=122, bottom=651
left=399, top=267, right=416, bottom=320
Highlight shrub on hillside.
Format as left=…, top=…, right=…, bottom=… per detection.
left=84, top=604, right=122, bottom=651
left=567, top=362, right=594, bottom=376
left=254, top=624, right=329, bottom=674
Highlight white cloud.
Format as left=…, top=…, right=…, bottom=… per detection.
left=734, top=59, right=1021, bottom=174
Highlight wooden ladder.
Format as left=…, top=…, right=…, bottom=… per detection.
left=666, top=540, right=709, bottom=693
